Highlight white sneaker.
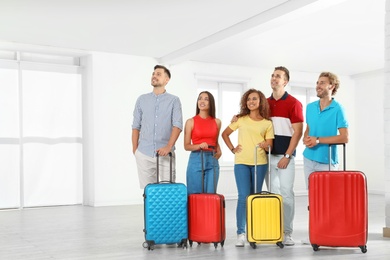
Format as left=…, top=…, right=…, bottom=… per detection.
left=235, top=233, right=246, bottom=247
left=301, top=237, right=310, bottom=245
left=283, top=233, right=295, bottom=246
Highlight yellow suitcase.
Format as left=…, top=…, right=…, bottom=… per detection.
left=246, top=146, right=284, bottom=249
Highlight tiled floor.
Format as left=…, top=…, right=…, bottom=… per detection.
left=0, top=194, right=388, bottom=259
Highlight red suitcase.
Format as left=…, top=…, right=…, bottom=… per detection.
left=308, top=144, right=367, bottom=253
left=188, top=147, right=226, bottom=248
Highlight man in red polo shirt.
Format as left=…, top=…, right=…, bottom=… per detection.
left=267, top=66, right=304, bottom=246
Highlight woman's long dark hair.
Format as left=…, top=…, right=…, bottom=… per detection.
left=196, top=91, right=216, bottom=118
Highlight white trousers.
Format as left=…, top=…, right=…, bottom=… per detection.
left=135, top=150, right=176, bottom=189
left=265, top=154, right=295, bottom=235
left=303, top=157, right=338, bottom=189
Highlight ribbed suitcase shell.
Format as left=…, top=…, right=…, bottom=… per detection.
left=188, top=193, right=226, bottom=247
left=144, top=182, right=188, bottom=247
left=187, top=148, right=225, bottom=248
left=246, top=145, right=284, bottom=249
left=308, top=170, right=367, bottom=252
left=246, top=192, right=284, bottom=244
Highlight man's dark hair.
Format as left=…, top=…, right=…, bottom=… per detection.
left=154, top=65, right=171, bottom=79
left=274, top=66, right=290, bottom=81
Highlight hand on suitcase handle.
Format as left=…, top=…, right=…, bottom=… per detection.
left=199, top=143, right=215, bottom=150
left=156, top=147, right=172, bottom=157
left=155, top=152, right=172, bottom=157
left=258, top=142, right=271, bottom=152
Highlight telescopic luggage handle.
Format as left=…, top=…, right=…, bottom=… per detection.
left=200, top=145, right=217, bottom=193
left=328, top=143, right=346, bottom=171
left=254, top=144, right=271, bottom=193
left=156, top=152, right=173, bottom=183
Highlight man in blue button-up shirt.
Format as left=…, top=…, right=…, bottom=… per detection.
left=132, top=65, right=183, bottom=188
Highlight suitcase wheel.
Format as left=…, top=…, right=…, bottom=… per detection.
left=189, top=240, right=193, bottom=247
left=178, top=239, right=188, bottom=249
left=360, top=245, right=367, bottom=253
left=277, top=242, right=284, bottom=249
left=250, top=242, right=257, bottom=249
left=214, top=241, right=225, bottom=248
left=142, top=241, right=155, bottom=251
left=312, top=244, right=319, bottom=251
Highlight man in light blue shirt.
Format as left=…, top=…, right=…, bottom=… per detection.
left=303, top=72, right=349, bottom=189
left=132, top=65, right=183, bottom=188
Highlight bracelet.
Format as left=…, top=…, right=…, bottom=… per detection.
left=231, top=147, right=235, bottom=154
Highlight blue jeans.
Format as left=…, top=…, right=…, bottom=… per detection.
left=234, top=163, right=267, bottom=235
left=186, top=151, right=219, bottom=194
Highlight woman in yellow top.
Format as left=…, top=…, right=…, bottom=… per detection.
left=221, top=88, right=274, bottom=247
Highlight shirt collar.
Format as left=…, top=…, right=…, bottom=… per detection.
left=151, top=90, right=167, bottom=97
left=270, top=91, right=289, bottom=100
left=317, top=98, right=335, bottom=111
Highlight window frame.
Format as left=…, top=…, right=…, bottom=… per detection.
left=195, top=74, right=249, bottom=167
left=289, top=82, right=317, bottom=164
left=0, top=50, right=83, bottom=208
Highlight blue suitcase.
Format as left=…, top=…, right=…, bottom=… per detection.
left=142, top=153, right=188, bottom=250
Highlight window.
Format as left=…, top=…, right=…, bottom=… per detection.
left=289, top=85, right=317, bottom=161
left=0, top=51, right=83, bottom=208
left=196, top=78, right=245, bottom=165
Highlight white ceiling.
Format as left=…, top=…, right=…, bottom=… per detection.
left=0, top=0, right=385, bottom=76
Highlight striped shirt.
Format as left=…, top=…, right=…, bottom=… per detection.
left=132, top=91, right=183, bottom=157
left=268, top=92, right=304, bottom=156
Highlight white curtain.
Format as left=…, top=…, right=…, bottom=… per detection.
left=0, top=62, right=83, bottom=208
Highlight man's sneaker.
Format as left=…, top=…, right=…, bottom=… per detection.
left=235, top=233, right=246, bottom=247
left=283, top=233, right=295, bottom=246
left=301, top=237, right=310, bottom=245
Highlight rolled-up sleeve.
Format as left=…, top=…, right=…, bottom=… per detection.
left=172, top=97, right=183, bottom=130
left=132, top=97, right=142, bottom=130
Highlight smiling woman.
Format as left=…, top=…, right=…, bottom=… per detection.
left=184, top=91, right=221, bottom=195
left=221, top=88, right=274, bottom=246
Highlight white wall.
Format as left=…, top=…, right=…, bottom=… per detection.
left=84, top=52, right=158, bottom=206
left=84, top=54, right=375, bottom=206
left=353, top=70, right=385, bottom=194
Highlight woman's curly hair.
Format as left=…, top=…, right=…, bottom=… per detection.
left=237, top=88, right=270, bottom=120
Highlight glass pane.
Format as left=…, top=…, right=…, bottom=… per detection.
left=0, top=145, right=20, bottom=209
left=292, top=92, right=306, bottom=161
left=220, top=89, right=240, bottom=163
left=290, top=86, right=317, bottom=161
left=0, top=68, right=19, bottom=137
left=197, top=80, right=219, bottom=117
left=22, top=70, right=82, bottom=137
left=23, top=143, right=82, bottom=207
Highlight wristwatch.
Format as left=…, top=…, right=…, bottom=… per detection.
left=316, top=137, right=320, bottom=144
left=284, top=154, right=291, bottom=159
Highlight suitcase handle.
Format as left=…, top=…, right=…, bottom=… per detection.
left=156, top=152, right=173, bottom=183
left=328, top=143, right=346, bottom=171
left=200, top=145, right=217, bottom=193
left=254, top=144, right=271, bottom=193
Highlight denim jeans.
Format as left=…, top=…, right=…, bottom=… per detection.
left=186, top=151, right=219, bottom=194
left=234, top=163, right=267, bottom=235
